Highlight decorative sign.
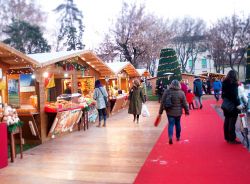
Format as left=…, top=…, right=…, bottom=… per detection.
left=8, top=79, right=20, bottom=108
left=20, top=74, right=35, bottom=92
left=48, top=109, right=82, bottom=138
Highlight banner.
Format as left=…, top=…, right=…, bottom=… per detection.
left=45, top=74, right=55, bottom=89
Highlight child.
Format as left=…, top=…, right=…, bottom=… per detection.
left=186, top=89, right=196, bottom=110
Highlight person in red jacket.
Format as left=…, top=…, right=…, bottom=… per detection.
left=186, top=89, right=196, bottom=110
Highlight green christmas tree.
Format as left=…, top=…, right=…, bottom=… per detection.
left=245, top=45, right=250, bottom=84
left=156, top=48, right=182, bottom=87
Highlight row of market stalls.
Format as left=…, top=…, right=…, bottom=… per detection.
left=0, top=42, right=143, bottom=145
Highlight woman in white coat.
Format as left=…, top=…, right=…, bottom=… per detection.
left=93, top=80, right=108, bottom=127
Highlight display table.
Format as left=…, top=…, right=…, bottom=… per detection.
left=46, top=107, right=83, bottom=138
left=18, top=112, right=41, bottom=143
left=0, top=123, right=8, bottom=169
left=8, top=127, right=23, bottom=163
left=78, top=108, right=89, bottom=131
left=110, top=95, right=128, bottom=115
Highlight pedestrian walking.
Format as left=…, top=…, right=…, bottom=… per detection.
left=128, top=79, right=146, bottom=123
left=158, top=80, right=189, bottom=145
left=202, top=79, right=207, bottom=94
left=206, top=78, right=211, bottom=95
left=213, top=78, right=222, bottom=101
left=93, top=80, right=108, bottom=127
left=221, top=70, right=242, bottom=144
left=156, top=80, right=165, bottom=103
left=193, top=76, right=203, bottom=109
left=180, top=80, right=188, bottom=94
left=186, top=89, right=196, bottom=110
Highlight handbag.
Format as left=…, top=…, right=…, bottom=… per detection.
left=154, top=115, right=162, bottom=127
left=221, top=98, right=235, bottom=113
left=141, top=104, right=150, bottom=117
left=98, top=88, right=109, bottom=107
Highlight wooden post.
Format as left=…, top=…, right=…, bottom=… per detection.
left=71, top=70, right=78, bottom=93
left=36, top=68, right=47, bottom=143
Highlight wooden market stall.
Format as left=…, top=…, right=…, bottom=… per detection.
left=28, top=50, right=114, bottom=142
left=0, top=42, right=41, bottom=146
left=104, top=62, right=140, bottom=114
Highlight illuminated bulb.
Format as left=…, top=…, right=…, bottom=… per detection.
left=64, top=73, right=69, bottom=78
left=43, top=72, right=49, bottom=78
left=31, top=74, right=36, bottom=79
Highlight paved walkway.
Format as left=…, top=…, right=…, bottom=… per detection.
left=1, top=97, right=249, bottom=184
left=0, top=101, right=165, bottom=184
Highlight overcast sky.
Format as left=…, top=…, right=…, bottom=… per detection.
left=39, top=0, right=250, bottom=50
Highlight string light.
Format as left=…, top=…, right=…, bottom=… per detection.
left=43, top=72, right=49, bottom=78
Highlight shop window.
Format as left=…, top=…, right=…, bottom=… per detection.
left=201, top=58, right=207, bottom=69
left=188, top=59, right=193, bottom=68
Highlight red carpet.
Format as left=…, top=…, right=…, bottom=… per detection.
left=134, top=100, right=250, bottom=184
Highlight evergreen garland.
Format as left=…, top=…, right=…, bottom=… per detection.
left=245, top=45, right=250, bottom=84
left=7, top=121, right=24, bottom=133
left=156, top=48, right=182, bottom=86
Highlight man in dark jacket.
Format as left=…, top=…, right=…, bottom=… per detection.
left=159, top=80, right=189, bottom=145
left=193, top=76, right=203, bottom=109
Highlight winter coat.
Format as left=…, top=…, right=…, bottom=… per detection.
left=181, top=83, right=188, bottom=94
left=186, top=92, right=195, bottom=104
left=159, top=85, right=189, bottom=117
left=93, top=86, right=108, bottom=109
left=213, top=80, right=222, bottom=91
left=128, top=86, right=145, bottom=115
left=193, top=78, right=203, bottom=97
left=156, top=83, right=164, bottom=95
left=221, top=80, right=240, bottom=117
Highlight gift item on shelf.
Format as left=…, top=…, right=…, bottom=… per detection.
left=2, top=104, right=20, bottom=127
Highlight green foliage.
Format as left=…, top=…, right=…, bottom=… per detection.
left=3, top=19, right=51, bottom=54
left=156, top=48, right=182, bottom=86
left=54, top=0, right=84, bottom=51
left=7, top=121, right=24, bottom=133
left=245, top=46, right=250, bottom=84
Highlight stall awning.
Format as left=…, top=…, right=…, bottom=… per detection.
left=199, top=72, right=225, bottom=79
left=28, top=50, right=115, bottom=77
left=0, top=42, right=39, bottom=68
left=106, top=62, right=140, bottom=77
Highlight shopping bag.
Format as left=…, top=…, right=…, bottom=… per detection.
left=141, top=104, right=150, bottom=117
left=154, top=115, right=162, bottom=127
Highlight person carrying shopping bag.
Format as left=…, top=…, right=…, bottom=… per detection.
left=128, top=79, right=146, bottom=123
left=158, top=80, right=189, bottom=145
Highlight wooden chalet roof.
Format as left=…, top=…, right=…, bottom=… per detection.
left=199, top=72, right=225, bottom=79
left=106, top=62, right=140, bottom=77
left=28, top=50, right=115, bottom=77
left=136, top=69, right=151, bottom=77
left=0, top=42, right=39, bottom=68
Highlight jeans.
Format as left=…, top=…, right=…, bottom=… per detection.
left=98, top=108, right=107, bottom=124
left=167, top=115, right=181, bottom=139
left=195, top=96, right=202, bottom=108
left=214, top=89, right=220, bottom=101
